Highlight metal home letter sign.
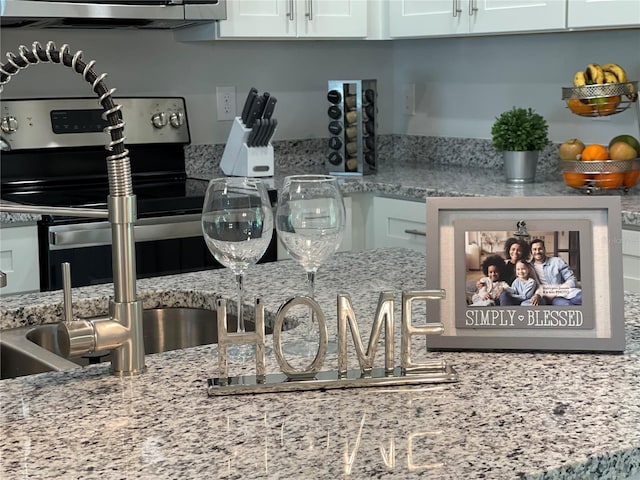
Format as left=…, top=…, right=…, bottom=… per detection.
left=207, top=290, right=458, bottom=396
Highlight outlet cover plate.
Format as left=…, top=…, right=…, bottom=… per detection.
left=216, top=86, right=236, bottom=121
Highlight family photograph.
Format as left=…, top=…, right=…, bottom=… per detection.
left=465, top=228, right=582, bottom=308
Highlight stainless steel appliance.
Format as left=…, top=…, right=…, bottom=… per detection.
left=0, top=97, right=277, bottom=291
left=0, top=0, right=226, bottom=29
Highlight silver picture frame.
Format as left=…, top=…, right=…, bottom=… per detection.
left=425, top=196, right=625, bottom=352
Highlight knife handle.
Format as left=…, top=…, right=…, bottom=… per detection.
left=241, top=87, right=258, bottom=124
left=262, top=96, right=277, bottom=120
left=255, top=94, right=269, bottom=119
left=265, top=119, right=277, bottom=146
left=246, top=96, right=265, bottom=128
left=247, top=119, right=260, bottom=147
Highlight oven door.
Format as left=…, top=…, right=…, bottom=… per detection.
left=39, top=213, right=277, bottom=291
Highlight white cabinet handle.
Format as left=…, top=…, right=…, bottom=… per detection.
left=306, top=0, right=313, bottom=20
left=469, top=0, right=478, bottom=16
left=287, top=0, right=294, bottom=20
left=453, top=0, right=462, bottom=17
left=404, top=229, right=426, bottom=237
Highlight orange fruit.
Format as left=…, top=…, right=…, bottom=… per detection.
left=623, top=171, right=640, bottom=187
left=580, top=144, right=609, bottom=161
left=567, top=98, right=594, bottom=116
left=595, top=172, right=624, bottom=189
left=563, top=172, right=589, bottom=188
left=593, top=96, right=621, bottom=116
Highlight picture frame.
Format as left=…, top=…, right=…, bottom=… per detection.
left=425, top=196, right=625, bottom=352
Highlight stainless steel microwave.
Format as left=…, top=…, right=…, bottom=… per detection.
left=0, top=0, right=226, bottom=29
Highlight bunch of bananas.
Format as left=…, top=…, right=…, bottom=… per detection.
left=571, top=62, right=637, bottom=108
left=573, top=63, right=628, bottom=87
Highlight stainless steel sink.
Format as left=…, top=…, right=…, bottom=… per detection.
left=1, top=307, right=267, bottom=379
left=1, top=329, right=80, bottom=379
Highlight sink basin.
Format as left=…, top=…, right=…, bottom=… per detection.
left=1, top=307, right=269, bottom=379
left=1, top=331, right=80, bottom=379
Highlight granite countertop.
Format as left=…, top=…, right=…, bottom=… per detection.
left=3, top=162, right=640, bottom=227
left=335, top=163, right=640, bottom=227
left=1, top=248, right=639, bottom=479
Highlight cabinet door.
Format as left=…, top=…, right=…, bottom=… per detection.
left=0, top=225, right=40, bottom=296
left=370, top=197, right=427, bottom=252
left=389, top=0, right=465, bottom=37
left=568, top=0, right=640, bottom=28
left=219, top=0, right=367, bottom=38
left=390, top=0, right=565, bottom=37
left=470, top=0, right=566, bottom=34
left=218, top=0, right=296, bottom=38
left=298, top=0, right=368, bottom=37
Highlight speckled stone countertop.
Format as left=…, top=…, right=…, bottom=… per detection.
left=183, top=137, right=640, bottom=228
left=1, top=248, right=639, bottom=479
left=3, top=135, right=640, bottom=227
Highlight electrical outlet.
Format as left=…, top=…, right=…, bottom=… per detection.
left=404, top=84, right=415, bottom=115
left=216, top=86, right=236, bottom=121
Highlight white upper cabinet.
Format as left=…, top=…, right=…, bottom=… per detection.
left=218, top=0, right=368, bottom=39
left=389, top=0, right=566, bottom=38
left=568, top=0, right=640, bottom=29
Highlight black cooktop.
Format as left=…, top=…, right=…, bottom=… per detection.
left=1, top=176, right=277, bottom=223
left=1, top=177, right=211, bottom=220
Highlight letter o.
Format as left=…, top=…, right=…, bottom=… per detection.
left=273, top=296, right=328, bottom=379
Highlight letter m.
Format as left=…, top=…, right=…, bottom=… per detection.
left=337, top=292, right=395, bottom=377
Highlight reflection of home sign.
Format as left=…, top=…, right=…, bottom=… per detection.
left=207, top=291, right=459, bottom=396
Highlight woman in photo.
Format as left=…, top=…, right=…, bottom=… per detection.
left=503, top=237, right=530, bottom=284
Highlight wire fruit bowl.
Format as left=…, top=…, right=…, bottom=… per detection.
left=562, top=81, right=638, bottom=118
left=561, top=158, right=640, bottom=193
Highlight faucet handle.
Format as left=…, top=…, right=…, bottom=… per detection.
left=57, top=262, right=96, bottom=357
left=62, top=262, right=74, bottom=323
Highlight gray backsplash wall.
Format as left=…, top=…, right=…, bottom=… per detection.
left=2, top=27, right=639, bottom=169
left=391, top=29, right=640, bottom=146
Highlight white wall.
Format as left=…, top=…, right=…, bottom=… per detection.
left=1, top=27, right=639, bottom=147
left=0, top=30, right=394, bottom=144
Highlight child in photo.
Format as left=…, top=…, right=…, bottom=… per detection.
left=471, top=255, right=509, bottom=307
left=508, top=259, right=537, bottom=306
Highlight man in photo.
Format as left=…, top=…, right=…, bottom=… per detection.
left=529, top=238, right=582, bottom=306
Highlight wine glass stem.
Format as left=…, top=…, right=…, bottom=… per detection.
left=306, top=271, right=316, bottom=336
left=236, top=272, right=245, bottom=333
left=307, top=271, right=316, bottom=299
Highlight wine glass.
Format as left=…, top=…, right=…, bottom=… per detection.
left=276, top=174, right=346, bottom=356
left=201, top=177, right=274, bottom=361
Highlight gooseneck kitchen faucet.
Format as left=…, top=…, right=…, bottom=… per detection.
left=0, top=41, right=146, bottom=376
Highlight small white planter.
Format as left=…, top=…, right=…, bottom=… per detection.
left=503, top=151, right=539, bottom=184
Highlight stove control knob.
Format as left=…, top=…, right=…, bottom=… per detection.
left=1, top=116, right=18, bottom=133
left=169, top=111, right=184, bottom=129
left=151, top=112, right=168, bottom=129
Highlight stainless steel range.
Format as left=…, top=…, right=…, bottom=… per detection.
left=0, top=97, right=277, bottom=291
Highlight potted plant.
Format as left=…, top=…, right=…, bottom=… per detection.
left=491, top=107, right=550, bottom=183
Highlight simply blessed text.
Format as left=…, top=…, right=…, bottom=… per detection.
left=464, top=308, right=584, bottom=328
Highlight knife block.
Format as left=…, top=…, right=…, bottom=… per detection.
left=326, top=79, right=377, bottom=176
left=220, top=117, right=274, bottom=177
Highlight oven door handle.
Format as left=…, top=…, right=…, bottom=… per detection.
left=50, top=214, right=203, bottom=249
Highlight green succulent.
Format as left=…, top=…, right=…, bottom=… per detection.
left=491, top=107, right=550, bottom=152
